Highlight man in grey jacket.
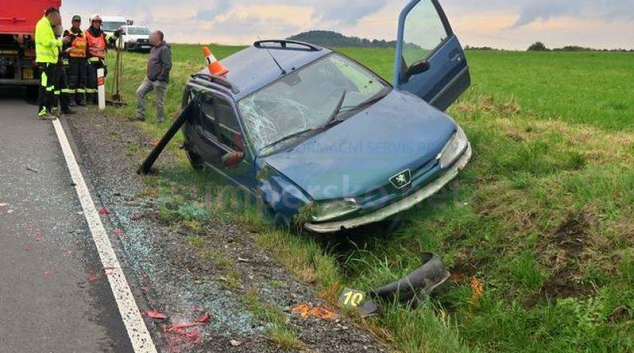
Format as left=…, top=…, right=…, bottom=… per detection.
left=134, top=30, right=172, bottom=122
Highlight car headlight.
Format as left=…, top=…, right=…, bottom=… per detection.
left=438, top=126, right=469, bottom=169
left=312, top=198, right=361, bottom=222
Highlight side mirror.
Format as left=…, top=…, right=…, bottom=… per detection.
left=404, top=60, right=430, bottom=82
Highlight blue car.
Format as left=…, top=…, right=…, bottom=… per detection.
left=180, top=0, right=472, bottom=233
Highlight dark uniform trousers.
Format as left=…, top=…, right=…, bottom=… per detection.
left=67, top=57, right=87, bottom=104
left=52, top=60, right=71, bottom=112
left=37, top=63, right=57, bottom=116
left=86, top=58, right=105, bottom=104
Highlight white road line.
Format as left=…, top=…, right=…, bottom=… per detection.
left=52, top=119, right=158, bottom=353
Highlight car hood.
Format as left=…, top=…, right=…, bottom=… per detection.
left=262, top=90, right=458, bottom=201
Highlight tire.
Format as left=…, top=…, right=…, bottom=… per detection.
left=186, top=149, right=204, bottom=170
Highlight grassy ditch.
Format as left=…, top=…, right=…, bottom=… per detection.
left=104, top=46, right=634, bottom=352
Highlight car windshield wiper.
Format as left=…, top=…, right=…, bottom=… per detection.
left=260, top=127, right=317, bottom=153
left=321, top=90, right=347, bottom=129
left=339, top=88, right=390, bottom=114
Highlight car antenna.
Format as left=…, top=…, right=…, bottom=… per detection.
left=258, top=36, right=286, bottom=75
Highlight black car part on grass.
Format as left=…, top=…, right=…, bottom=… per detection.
left=138, top=98, right=196, bottom=175
left=372, top=252, right=450, bottom=302
left=340, top=253, right=450, bottom=318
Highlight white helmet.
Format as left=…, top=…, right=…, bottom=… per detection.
left=90, top=14, right=102, bottom=23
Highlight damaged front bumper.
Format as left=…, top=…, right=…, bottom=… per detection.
left=305, top=145, right=473, bottom=233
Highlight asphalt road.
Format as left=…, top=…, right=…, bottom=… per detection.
left=0, top=90, right=134, bottom=353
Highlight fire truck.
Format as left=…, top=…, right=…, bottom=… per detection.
left=0, top=0, right=61, bottom=96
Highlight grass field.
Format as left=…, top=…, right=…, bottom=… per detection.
left=106, top=45, right=634, bottom=352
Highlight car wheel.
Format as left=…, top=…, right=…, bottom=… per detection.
left=186, top=149, right=204, bottom=170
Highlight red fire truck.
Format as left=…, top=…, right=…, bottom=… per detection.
left=0, top=0, right=62, bottom=96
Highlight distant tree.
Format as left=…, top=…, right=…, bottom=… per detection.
left=287, top=30, right=397, bottom=48
left=527, top=42, right=549, bottom=51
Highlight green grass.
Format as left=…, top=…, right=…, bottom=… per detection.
left=105, top=46, right=634, bottom=353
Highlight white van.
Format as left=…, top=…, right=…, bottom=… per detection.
left=101, top=16, right=127, bottom=36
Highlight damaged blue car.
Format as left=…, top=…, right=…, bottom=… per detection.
left=178, top=0, right=472, bottom=233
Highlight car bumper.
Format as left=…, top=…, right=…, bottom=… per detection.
left=127, top=43, right=152, bottom=51
left=304, top=144, right=473, bottom=233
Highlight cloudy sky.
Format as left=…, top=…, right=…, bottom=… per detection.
left=62, top=0, right=634, bottom=50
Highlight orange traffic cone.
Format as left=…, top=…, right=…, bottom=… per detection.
left=202, top=46, right=229, bottom=76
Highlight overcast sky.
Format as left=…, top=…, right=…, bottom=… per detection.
left=62, top=0, right=634, bottom=50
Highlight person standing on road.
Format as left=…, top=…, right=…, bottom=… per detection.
left=84, top=14, right=122, bottom=105
left=53, top=24, right=75, bottom=115
left=35, top=7, right=71, bottom=120
left=134, top=30, right=172, bottom=123
left=63, top=15, right=88, bottom=106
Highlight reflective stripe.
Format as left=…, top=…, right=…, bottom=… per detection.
left=38, top=108, right=47, bottom=117
left=54, top=91, right=61, bottom=95
left=77, top=88, right=86, bottom=93
left=62, top=88, right=75, bottom=94
left=86, top=88, right=98, bottom=93
left=88, top=57, right=101, bottom=63
left=46, top=86, right=55, bottom=92
left=41, top=72, right=48, bottom=87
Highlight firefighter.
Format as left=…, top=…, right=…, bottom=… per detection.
left=34, top=7, right=70, bottom=120
left=84, top=14, right=122, bottom=104
left=63, top=15, right=88, bottom=106
left=53, top=24, right=75, bottom=115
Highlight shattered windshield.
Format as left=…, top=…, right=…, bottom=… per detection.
left=238, top=53, right=390, bottom=154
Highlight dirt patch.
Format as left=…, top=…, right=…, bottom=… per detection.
left=538, top=211, right=594, bottom=301
left=65, top=110, right=385, bottom=353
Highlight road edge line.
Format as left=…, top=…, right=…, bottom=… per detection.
left=52, top=119, right=158, bottom=353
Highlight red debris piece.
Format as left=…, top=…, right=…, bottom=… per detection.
left=114, top=229, right=124, bottom=237
left=141, top=286, right=149, bottom=293
left=165, top=322, right=198, bottom=332
left=88, top=274, right=100, bottom=282
left=146, top=310, right=168, bottom=320
left=98, top=208, right=111, bottom=215
left=192, top=307, right=205, bottom=312
left=194, top=313, right=211, bottom=323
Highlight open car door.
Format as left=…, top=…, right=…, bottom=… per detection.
left=393, top=0, right=470, bottom=111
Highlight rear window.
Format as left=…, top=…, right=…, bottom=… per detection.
left=127, top=27, right=151, bottom=35
left=102, top=21, right=127, bottom=32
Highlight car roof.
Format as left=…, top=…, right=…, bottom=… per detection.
left=195, top=41, right=333, bottom=101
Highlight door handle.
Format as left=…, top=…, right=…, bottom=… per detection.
left=449, top=49, right=461, bottom=61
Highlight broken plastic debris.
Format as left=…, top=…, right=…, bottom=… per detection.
left=88, top=274, right=100, bottom=282
left=194, top=313, right=211, bottom=323
left=113, top=229, right=124, bottom=237
left=146, top=310, right=168, bottom=320
left=291, top=304, right=338, bottom=321
left=98, top=208, right=111, bottom=215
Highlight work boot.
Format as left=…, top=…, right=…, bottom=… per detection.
left=39, top=113, right=58, bottom=121
left=77, top=100, right=86, bottom=107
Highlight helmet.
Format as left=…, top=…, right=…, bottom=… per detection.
left=90, top=14, right=102, bottom=23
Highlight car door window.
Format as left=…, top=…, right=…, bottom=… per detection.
left=200, top=96, right=218, bottom=138
left=215, top=99, right=243, bottom=151
left=402, top=0, right=448, bottom=68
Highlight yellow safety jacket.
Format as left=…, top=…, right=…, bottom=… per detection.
left=35, top=16, right=62, bottom=64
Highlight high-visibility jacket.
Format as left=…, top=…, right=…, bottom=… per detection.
left=35, top=16, right=62, bottom=64
left=85, top=30, right=107, bottom=59
left=65, top=28, right=87, bottom=58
